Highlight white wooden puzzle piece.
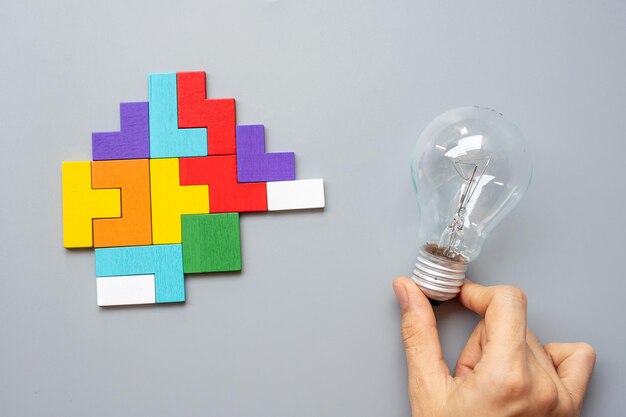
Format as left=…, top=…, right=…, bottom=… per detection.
left=266, top=179, right=325, bottom=211
left=96, top=274, right=156, bottom=306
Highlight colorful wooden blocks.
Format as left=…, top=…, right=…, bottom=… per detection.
left=179, top=155, right=267, bottom=213
left=150, top=158, right=209, bottom=244
left=149, top=73, right=208, bottom=158
left=62, top=161, right=121, bottom=248
left=95, top=244, right=185, bottom=303
left=63, top=70, right=326, bottom=307
left=92, top=159, right=152, bottom=248
left=177, top=71, right=236, bottom=155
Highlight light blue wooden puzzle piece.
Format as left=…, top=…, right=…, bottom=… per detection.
left=148, top=73, right=208, bottom=158
left=95, top=244, right=185, bottom=303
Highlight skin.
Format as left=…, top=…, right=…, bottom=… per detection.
left=392, top=277, right=596, bottom=417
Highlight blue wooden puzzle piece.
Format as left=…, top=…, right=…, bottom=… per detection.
left=148, top=73, right=208, bottom=158
left=95, top=244, right=185, bottom=303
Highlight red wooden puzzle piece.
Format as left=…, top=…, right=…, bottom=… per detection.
left=179, top=156, right=267, bottom=213
left=177, top=71, right=236, bottom=155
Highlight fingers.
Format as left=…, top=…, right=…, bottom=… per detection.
left=393, top=277, right=450, bottom=387
left=524, top=330, right=566, bottom=412
left=458, top=280, right=528, bottom=360
left=526, top=330, right=561, bottom=381
left=454, top=320, right=485, bottom=377
left=544, top=342, right=596, bottom=409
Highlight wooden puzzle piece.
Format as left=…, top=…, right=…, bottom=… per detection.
left=236, top=125, right=296, bottom=182
left=179, top=155, right=267, bottom=213
left=177, top=71, right=236, bottom=155
left=96, top=274, right=156, bottom=306
left=92, top=102, right=150, bottom=160
left=92, top=159, right=152, bottom=248
left=149, top=73, right=207, bottom=158
left=62, top=162, right=121, bottom=248
left=150, top=158, right=209, bottom=244
left=266, top=179, right=325, bottom=211
left=95, top=244, right=184, bottom=303
left=181, top=213, right=241, bottom=273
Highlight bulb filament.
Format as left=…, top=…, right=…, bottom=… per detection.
left=442, top=157, right=491, bottom=257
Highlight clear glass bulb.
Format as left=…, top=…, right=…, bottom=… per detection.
left=410, top=107, right=532, bottom=303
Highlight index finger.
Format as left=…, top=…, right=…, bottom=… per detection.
left=458, top=280, right=528, bottom=359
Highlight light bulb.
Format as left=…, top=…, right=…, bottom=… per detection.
left=410, top=106, right=532, bottom=304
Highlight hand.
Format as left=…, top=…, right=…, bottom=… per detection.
left=392, top=277, right=596, bottom=417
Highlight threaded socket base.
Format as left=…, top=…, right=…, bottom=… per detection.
left=411, top=245, right=468, bottom=302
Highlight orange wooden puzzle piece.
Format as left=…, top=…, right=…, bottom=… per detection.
left=92, top=159, right=152, bottom=247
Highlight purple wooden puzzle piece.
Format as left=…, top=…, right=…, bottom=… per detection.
left=236, top=125, right=295, bottom=182
left=92, top=102, right=150, bottom=160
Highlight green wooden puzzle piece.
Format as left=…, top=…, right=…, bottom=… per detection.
left=181, top=213, right=242, bottom=273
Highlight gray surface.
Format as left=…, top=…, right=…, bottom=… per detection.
left=1, top=1, right=624, bottom=416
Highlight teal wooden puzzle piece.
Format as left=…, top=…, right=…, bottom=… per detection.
left=181, top=213, right=241, bottom=273
left=95, top=244, right=185, bottom=303
left=148, top=73, right=208, bottom=158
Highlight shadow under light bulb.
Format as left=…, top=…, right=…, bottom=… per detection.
left=410, top=107, right=532, bottom=304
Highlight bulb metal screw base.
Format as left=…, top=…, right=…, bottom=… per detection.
left=411, top=245, right=468, bottom=303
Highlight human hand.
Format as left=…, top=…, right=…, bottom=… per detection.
left=392, top=277, right=596, bottom=417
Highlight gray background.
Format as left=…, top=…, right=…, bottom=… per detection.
left=1, top=1, right=624, bottom=416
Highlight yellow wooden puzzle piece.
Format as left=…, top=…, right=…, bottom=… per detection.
left=62, top=162, right=121, bottom=248
left=150, top=158, right=209, bottom=244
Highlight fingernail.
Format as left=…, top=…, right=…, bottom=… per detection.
left=393, top=281, right=409, bottom=310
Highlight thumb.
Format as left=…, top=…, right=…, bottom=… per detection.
left=393, top=277, right=450, bottom=388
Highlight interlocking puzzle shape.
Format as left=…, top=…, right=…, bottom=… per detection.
left=62, top=71, right=325, bottom=307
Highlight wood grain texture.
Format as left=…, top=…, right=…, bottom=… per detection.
left=95, top=244, right=184, bottom=303
left=236, top=124, right=295, bottom=182
left=149, top=73, right=207, bottom=158
left=92, top=102, right=150, bottom=160
left=177, top=71, right=236, bottom=155
left=150, top=158, right=209, bottom=244
left=181, top=213, right=241, bottom=273
left=92, top=159, right=152, bottom=247
left=96, top=274, right=156, bottom=306
left=62, top=161, right=121, bottom=248
left=179, top=155, right=267, bottom=213
left=266, top=179, right=325, bottom=211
